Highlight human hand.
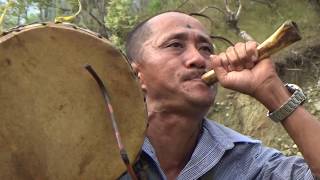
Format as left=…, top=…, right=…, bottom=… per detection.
left=211, top=41, right=289, bottom=108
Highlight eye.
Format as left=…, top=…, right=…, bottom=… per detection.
left=199, top=44, right=214, bottom=54
left=166, top=41, right=184, bottom=49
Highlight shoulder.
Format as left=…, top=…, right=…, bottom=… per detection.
left=204, top=119, right=315, bottom=179
left=203, top=118, right=261, bottom=147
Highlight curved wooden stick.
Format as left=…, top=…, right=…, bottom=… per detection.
left=201, top=20, right=302, bottom=85
left=85, top=64, right=138, bottom=180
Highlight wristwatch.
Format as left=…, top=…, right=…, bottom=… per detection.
left=267, top=83, right=306, bottom=122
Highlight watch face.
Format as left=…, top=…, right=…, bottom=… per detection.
left=286, top=83, right=302, bottom=93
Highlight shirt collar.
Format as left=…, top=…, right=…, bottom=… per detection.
left=141, top=118, right=260, bottom=179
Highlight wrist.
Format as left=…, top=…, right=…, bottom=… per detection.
left=253, top=78, right=291, bottom=111
left=268, top=84, right=306, bottom=122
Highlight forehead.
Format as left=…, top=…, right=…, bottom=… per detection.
left=146, top=12, right=209, bottom=38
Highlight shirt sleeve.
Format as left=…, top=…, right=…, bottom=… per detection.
left=247, top=143, right=315, bottom=180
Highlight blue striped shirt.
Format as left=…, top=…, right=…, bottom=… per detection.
left=120, top=119, right=315, bottom=179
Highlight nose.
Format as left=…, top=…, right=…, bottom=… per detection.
left=184, top=46, right=207, bottom=69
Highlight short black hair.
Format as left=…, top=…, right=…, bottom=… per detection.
left=125, top=16, right=153, bottom=63
left=125, top=10, right=187, bottom=63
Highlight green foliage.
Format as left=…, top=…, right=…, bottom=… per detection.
left=142, top=0, right=182, bottom=16
left=0, top=0, right=45, bottom=29
left=0, top=0, right=81, bottom=30
left=0, top=0, right=17, bottom=29
left=147, top=0, right=162, bottom=13
left=106, top=0, right=138, bottom=50
left=55, top=0, right=78, bottom=17
left=105, top=0, right=181, bottom=50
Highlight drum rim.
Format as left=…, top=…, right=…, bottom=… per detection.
left=0, top=21, right=147, bottom=179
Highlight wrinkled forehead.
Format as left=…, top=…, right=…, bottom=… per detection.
left=146, top=12, right=208, bottom=36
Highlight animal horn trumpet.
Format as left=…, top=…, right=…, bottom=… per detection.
left=201, top=20, right=302, bottom=85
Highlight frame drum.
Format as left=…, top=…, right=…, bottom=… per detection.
left=0, top=23, right=146, bottom=179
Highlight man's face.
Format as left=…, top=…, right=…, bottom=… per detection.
left=135, top=12, right=217, bottom=112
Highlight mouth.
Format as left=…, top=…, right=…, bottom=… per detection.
left=182, top=70, right=207, bottom=82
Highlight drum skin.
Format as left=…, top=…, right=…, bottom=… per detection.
left=0, top=23, right=147, bottom=179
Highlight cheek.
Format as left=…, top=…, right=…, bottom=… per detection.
left=176, top=71, right=183, bottom=79
left=141, top=54, right=182, bottom=84
left=152, top=63, right=180, bottom=79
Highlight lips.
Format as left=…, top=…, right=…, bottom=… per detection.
left=182, top=70, right=206, bottom=81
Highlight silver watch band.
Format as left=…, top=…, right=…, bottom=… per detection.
left=267, top=84, right=306, bottom=122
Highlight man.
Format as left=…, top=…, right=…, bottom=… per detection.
left=120, top=11, right=320, bottom=179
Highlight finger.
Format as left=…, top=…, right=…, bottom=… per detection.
left=234, top=42, right=248, bottom=62
left=219, top=52, right=230, bottom=71
left=221, top=52, right=235, bottom=72
left=226, top=46, right=244, bottom=71
left=211, top=54, right=228, bottom=82
left=245, top=41, right=259, bottom=63
left=236, top=42, right=254, bottom=69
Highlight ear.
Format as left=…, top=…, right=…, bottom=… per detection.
left=131, top=62, right=147, bottom=92
left=131, top=62, right=139, bottom=76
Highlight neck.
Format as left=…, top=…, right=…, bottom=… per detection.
left=146, top=110, right=204, bottom=179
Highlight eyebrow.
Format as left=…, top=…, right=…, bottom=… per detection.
left=158, top=30, right=212, bottom=45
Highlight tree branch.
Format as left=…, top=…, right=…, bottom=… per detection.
left=250, top=0, right=273, bottom=8
left=177, top=0, right=191, bottom=9
left=198, top=6, right=227, bottom=16
left=189, top=12, right=214, bottom=32
left=224, top=0, right=233, bottom=14
left=87, top=11, right=110, bottom=38
left=235, top=0, right=242, bottom=19
left=210, top=35, right=234, bottom=46
left=194, top=1, right=255, bottom=43
left=224, top=0, right=242, bottom=21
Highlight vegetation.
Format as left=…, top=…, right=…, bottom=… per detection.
left=106, top=0, right=137, bottom=49
left=1, top=0, right=319, bottom=156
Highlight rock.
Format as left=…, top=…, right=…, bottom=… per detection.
left=314, top=101, right=320, bottom=111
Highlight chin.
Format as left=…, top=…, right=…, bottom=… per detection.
left=185, top=91, right=215, bottom=108
left=181, top=81, right=217, bottom=107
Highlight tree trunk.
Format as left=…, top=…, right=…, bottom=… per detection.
left=76, top=0, right=109, bottom=38
left=38, top=0, right=56, bottom=21
left=132, top=0, right=149, bottom=12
